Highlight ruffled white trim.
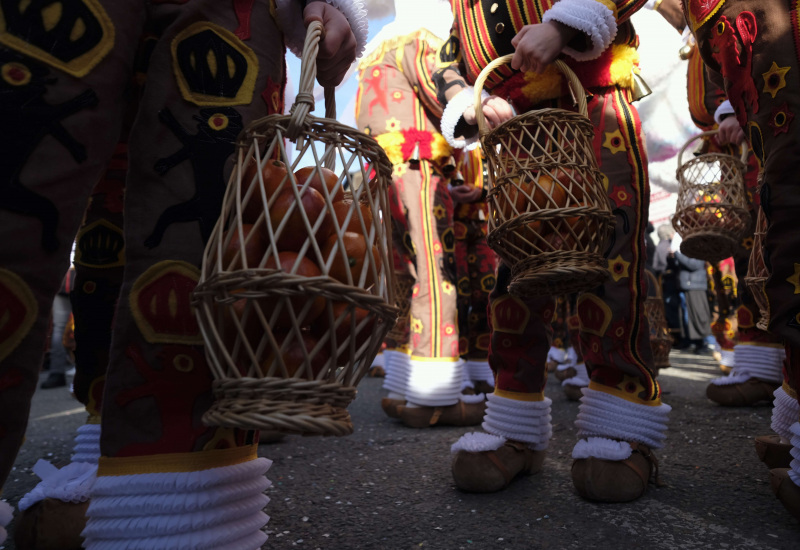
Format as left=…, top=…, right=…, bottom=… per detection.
left=543, top=0, right=618, bottom=61
left=482, top=393, right=552, bottom=450
left=714, top=99, right=736, bottom=124
left=547, top=346, right=567, bottom=364
left=710, top=344, right=785, bottom=385
left=275, top=0, right=367, bottom=59
left=371, top=352, right=384, bottom=368
left=772, top=387, right=800, bottom=441
left=575, top=387, right=671, bottom=448
left=565, top=346, right=578, bottom=367
left=466, top=359, right=494, bottom=386
left=83, top=458, right=271, bottom=550
left=382, top=349, right=410, bottom=395
left=406, top=358, right=464, bottom=407
left=73, top=423, right=102, bottom=464
left=562, top=362, right=590, bottom=387
left=441, top=87, right=486, bottom=150
left=719, top=349, right=735, bottom=368
left=461, top=393, right=487, bottom=404
left=0, top=499, right=10, bottom=546
left=789, top=422, right=800, bottom=486
left=572, top=437, right=633, bottom=461
left=18, top=460, right=97, bottom=511
left=451, top=432, right=506, bottom=454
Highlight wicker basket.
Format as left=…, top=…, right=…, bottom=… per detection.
left=645, top=270, right=671, bottom=370
left=475, top=58, right=614, bottom=298
left=672, top=131, right=750, bottom=262
left=745, top=205, right=769, bottom=331
left=193, top=22, right=398, bottom=437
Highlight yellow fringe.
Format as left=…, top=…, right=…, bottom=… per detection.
left=357, top=28, right=445, bottom=71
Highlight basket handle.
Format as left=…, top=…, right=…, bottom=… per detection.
left=677, top=129, right=749, bottom=167
left=645, top=269, right=662, bottom=300
left=287, top=21, right=337, bottom=168
left=473, top=57, right=588, bottom=137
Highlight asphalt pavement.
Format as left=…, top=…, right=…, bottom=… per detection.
left=3, top=348, right=799, bottom=549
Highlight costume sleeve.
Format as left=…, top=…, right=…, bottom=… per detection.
left=404, top=34, right=446, bottom=120
left=275, top=0, right=369, bottom=59
left=543, top=0, right=648, bottom=61
left=433, top=24, right=484, bottom=149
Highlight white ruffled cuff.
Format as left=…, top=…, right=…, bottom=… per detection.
left=714, top=99, right=736, bottom=124
left=572, top=437, right=633, bottom=461
left=406, top=358, right=464, bottom=407
left=482, top=393, right=552, bottom=450
left=275, top=0, right=368, bottom=59
left=542, top=0, right=618, bottom=61
left=451, top=432, right=506, bottom=454
left=441, top=87, right=487, bottom=150
left=772, top=386, right=800, bottom=441
left=83, top=457, right=271, bottom=549
left=18, top=460, right=97, bottom=511
left=575, top=386, right=671, bottom=448
left=466, top=359, right=495, bottom=386
left=789, top=422, right=800, bottom=486
left=710, top=343, right=785, bottom=385
left=547, top=346, right=567, bottom=364
left=562, top=362, right=590, bottom=387
left=382, top=350, right=410, bottom=395
left=73, top=423, right=102, bottom=464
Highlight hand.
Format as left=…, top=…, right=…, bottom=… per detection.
left=716, top=116, right=746, bottom=146
left=510, top=21, right=577, bottom=74
left=450, top=184, right=483, bottom=203
left=463, top=94, right=515, bottom=129
left=304, top=1, right=358, bottom=87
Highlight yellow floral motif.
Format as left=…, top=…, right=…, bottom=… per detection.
left=742, top=236, right=754, bottom=250
left=786, top=263, right=800, bottom=294
left=601, top=173, right=610, bottom=192
left=762, top=62, right=791, bottom=99
left=393, top=163, right=407, bottom=177
left=442, top=281, right=454, bottom=295
left=433, top=204, right=446, bottom=219
left=411, top=316, right=424, bottom=334
left=607, top=254, right=631, bottom=282
left=385, top=117, right=402, bottom=132
left=444, top=324, right=456, bottom=336
left=602, top=130, right=626, bottom=155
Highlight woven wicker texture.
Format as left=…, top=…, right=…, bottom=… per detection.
left=745, top=205, right=769, bottom=332
left=475, top=58, right=614, bottom=298
left=193, top=22, right=397, bottom=436
left=385, top=272, right=415, bottom=343
left=645, top=270, right=671, bottom=370
left=672, top=131, right=750, bottom=262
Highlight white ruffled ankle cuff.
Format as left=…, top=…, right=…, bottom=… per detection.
left=543, top=0, right=618, bottom=61
left=719, top=349, right=735, bottom=367
left=789, top=423, right=800, bottom=486
left=441, top=88, right=486, bottom=150
left=382, top=350, right=410, bottom=395
left=547, top=346, right=567, bottom=364
left=713, top=344, right=785, bottom=385
left=451, top=432, right=506, bottom=454
left=405, top=358, right=464, bottom=407
left=572, top=437, right=633, bottom=461
left=466, top=359, right=494, bottom=386
left=73, top=423, right=102, bottom=464
left=18, top=460, right=97, bottom=511
left=482, top=393, right=552, bottom=450
left=772, top=386, right=800, bottom=441
left=575, top=387, right=671, bottom=448
left=371, top=352, right=385, bottom=368
left=82, top=457, right=271, bottom=550
left=276, top=0, right=368, bottom=59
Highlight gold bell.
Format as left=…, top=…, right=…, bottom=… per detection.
left=442, top=155, right=457, bottom=175
left=630, top=71, right=652, bottom=102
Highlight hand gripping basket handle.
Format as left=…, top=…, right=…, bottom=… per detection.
left=473, top=57, right=588, bottom=136
left=287, top=20, right=336, bottom=168
left=677, top=129, right=749, bottom=167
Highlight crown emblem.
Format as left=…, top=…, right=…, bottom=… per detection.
left=75, top=218, right=124, bottom=268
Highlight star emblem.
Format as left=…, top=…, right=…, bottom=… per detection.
left=786, top=263, right=800, bottom=294
left=762, top=62, right=791, bottom=99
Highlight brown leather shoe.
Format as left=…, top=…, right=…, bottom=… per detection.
left=398, top=400, right=486, bottom=428
left=555, top=367, right=577, bottom=382
left=706, top=378, right=779, bottom=406
left=755, top=434, right=793, bottom=469
left=572, top=442, right=662, bottom=503
left=770, top=468, right=800, bottom=522
left=14, top=498, right=88, bottom=550
left=368, top=366, right=386, bottom=378
left=452, top=440, right=545, bottom=493
left=563, top=385, right=584, bottom=402
left=381, top=397, right=404, bottom=419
